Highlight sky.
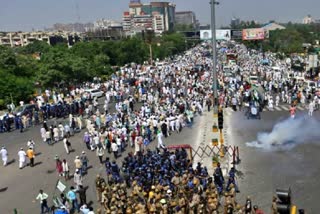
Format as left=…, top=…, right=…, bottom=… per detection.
left=0, top=0, right=319, bottom=31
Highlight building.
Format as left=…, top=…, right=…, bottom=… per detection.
left=142, top=1, right=176, bottom=32
left=94, top=19, right=122, bottom=30
left=152, top=12, right=165, bottom=33
left=50, top=23, right=94, bottom=32
left=230, top=17, right=240, bottom=28
left=132, top=14, right=154, bottom=30
left=0, top=31, right=81, bottom=47
left=122, top=1, right=175, bottom=35
left=303, top=15, right=313, bottom=24
left=262, top=22, right=286, bottom=31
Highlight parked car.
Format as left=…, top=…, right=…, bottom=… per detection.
left=13, top=104, right=38, bottom=116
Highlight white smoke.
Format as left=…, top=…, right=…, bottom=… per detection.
left=246, top=116, right=320, bottom=150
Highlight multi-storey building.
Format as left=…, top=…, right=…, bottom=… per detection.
left=0, top=31, right=81, bottom=47
left=123, top=1, right=175, bottom=35
left=153, top=12, right=165, bottom=33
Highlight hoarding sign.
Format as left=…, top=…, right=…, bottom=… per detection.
left=200, top=30, right=212, bottom=40
left=242, top=28, right=265, bottom=40
left=231, top=30, right=242, bottom=39
left=216, top=30, right=231, bottom=40
left=200, top=29, right=231, bottom=40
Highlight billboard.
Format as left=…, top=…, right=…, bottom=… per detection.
left=216, top=30, right=231, bottom=41
left=200, top=30, right=212, bottom=40
left=231, top=30, right=242, bottom=40
left=242, top=28, right=265, bottom=40
left=200, top=29, right=231, bottom=40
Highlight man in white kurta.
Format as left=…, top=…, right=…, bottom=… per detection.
left=0, top=146, right=8, bottom=166
left=157, top=130, right=165, bottom=149
left=18, top=148, right=26, bottom=169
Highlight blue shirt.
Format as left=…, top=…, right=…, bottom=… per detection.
left=67, top=190, right=76, bottom=200
left=54, top=209, right=68, bottom=214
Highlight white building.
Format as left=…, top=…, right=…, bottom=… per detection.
left=153, top=13, right=165, bottom=34
left=94, top=19, right=122, bottom=30
left=0, top=31, right=80, bottom=47
left=262, top=23, right=286, bottom=31
left=303, top=15, right=313, bottom=24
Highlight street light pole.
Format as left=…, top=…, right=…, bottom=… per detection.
left=211, top=0, right=219, bottom=113
left=149, top=43, right=153, bottom=65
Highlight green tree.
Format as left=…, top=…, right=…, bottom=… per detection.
left=19, top=40, right=51, bottom=54
left=0, top=46, right=17, bottom=71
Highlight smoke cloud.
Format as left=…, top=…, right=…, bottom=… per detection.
left=246, top=116, right=320, bottom=150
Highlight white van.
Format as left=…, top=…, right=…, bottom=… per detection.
left=84, top=89, right=104, bottom=98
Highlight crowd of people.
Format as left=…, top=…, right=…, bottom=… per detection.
left=46, top=42, right=274, bottom=214
left=217, top=45, right=320, bottom=119
left=3, top=40, right=316, bottom=213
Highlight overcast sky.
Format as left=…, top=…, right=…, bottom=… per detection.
left=0, top=0, right=319, bottom=31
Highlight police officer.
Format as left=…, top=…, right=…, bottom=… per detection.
left=95, top=174, right=106, bottom=202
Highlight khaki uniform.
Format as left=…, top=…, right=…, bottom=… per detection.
left=95, top=176, right=106, bottom=202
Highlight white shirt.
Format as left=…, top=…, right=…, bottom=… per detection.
left=111, top=143, right=118, bottom=152
left=18, top=150, right=26, bottom=161
left=0, top=148, right=8, bottom=159
left=93, top=136, right=100, bottom=145
left=62, top=162, right=69, bottom=172
left=36, top=192, right=48, bottom=204
left=27, top=141, right=35, bottom=149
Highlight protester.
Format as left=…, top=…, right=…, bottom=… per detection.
left=17, top=148, right=26, bottom=169
left=62, top=159, right=70, bottom=180
left=36, top=189, right=50, bottom=214
left=26, top=147, right=35, bottom=167
left=0, top=146, right=8, bottom=166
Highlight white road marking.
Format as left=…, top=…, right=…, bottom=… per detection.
left=280, top=105, right=289, bottom=111
left=275, top=106, right=282, bottom=111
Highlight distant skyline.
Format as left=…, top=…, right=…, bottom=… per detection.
left=0, top=0, right=319, bottom=31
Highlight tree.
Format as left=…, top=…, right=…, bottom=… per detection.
left=0, top=46, right=17, bottom=71
left=0, top=32, right=190, bottom=108
left=93, top=54, right=111, bottom=75
left=19, top=41, right=51, bottom=55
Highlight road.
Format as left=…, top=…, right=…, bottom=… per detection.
left=0, top=103, right=208, bottom=213
left=1, top=100, right=318, bottom=213
left=226, top=106, right=320, bottom=213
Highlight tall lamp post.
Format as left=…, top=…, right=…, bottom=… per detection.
left=146, top=28, right=154, bottom=65
left=210, top=0, right=219, bottom=113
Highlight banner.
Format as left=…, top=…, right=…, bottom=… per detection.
left=200, top=29, right=231, bottom=40
left=216, top=30, right=231, bottom=40
left=56, top=180, right=67, bottom=193
left=231, top=30, right=242, bottom=40
left=242, top=28, right=265, bottom=40
left=200, top=30, right=212, bottom=40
